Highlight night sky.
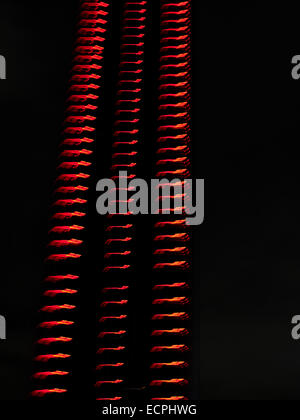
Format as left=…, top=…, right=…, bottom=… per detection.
left=1, top=0, right=300, bottom=401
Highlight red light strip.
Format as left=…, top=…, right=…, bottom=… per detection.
left=150, top=0, right=192, bottom=401
left=97, top=0, right=148, bottom=402
left=32, top=0, right=111, bottom=399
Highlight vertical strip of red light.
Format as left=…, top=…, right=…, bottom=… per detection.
left=150, top=0, right=192, bottom=401
left=31, top=0, right=110, bottom=399
left=96, top=0, right=147, bottom=402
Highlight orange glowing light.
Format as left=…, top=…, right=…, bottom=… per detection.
left=151, top=361, right=188, bottom=369
left=45, top=275, right=79, bottom=282
left=152, top=297, right=189, bottom=305
left=38, top=321, right=74, bottom=329
left=33, top=371, right=69, bottom=380
left=44, top=289, right=78, bottom=297
left=40, top=305, right=76, bottom=313
left=95, top=380, right=123, bottom=387
left=37, top=337, right=72, bottom=345
left=96, top=363, right=124, bottom=370
left=152, top=312, right=189, bottom=320
left=35, top=353, right=71, bottom=362
left=31, top=389, right=67, bottom=397
left=150, top=378, right=188, bottom=386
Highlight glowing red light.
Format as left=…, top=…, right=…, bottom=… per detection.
left=152, top=312, right=189, bottom=320
left=151, top=345, right=189, bottom=353
left=35, top=353, right=71, bottom=362
left=100, top=300, right=128, bottom=307
left=99, top=315, right=127, bottom=323
left=38, top=321, right=74, bottom=329
left=150, top=378, right=188, bottom=387
left=37, top=337, right=72, bottom=345
left=40, top=305, right=76, bottom=313
left=97, top=346, right=125, bottom=354
left=152, top=396, right=188, bottom=401
left=49, top=225, right=85, bottom=234
left=44, top=289, right=78, bottom=297
left=96, top=363, right=124, bottom=370
left=31, top=389, right=67, bottom=398
left=98, top=330, right=127, bottom=338
left=152, top=297, right=189, bottom=305
left=48, top=239, right=83, bottom=247
left=153, top=261, right=190, bottom=270
left=95, top=380, right=124, bottom=387
left=46, top=253, right=81, bottom=262
left=151, top=361, right=188, bottom=369
left=45, top=274, right=79, bottom=283
left=33, top=371, right=69, bottom=380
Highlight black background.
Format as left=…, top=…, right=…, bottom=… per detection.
left=0, top=0, right=300, bottom=401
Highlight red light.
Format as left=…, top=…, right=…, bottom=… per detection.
left=45, top=275, right=79, bottom=282
left=67, top=93, right=99, bottom=102
left=105, top=237, right=132, bottom=245
left=151, top=361, right=188, bottom=369
left=49, top=225, right=85, bottom=234
left=102, top=286, right=129, bottom=292
left=33, top=371, right=69, bottom=380
left=152, top=328, right=189, bottom=336
left=76, top=36, right=105, bottom=44
left=38, top=321, right=74, bottom=329
left=156, top=169, right=190, bottom=177
left=100, top=300, right=128, bottom=307
left=54, top=186, right=88, bottom=194
left=153, top=282, right=188, bottom=290
left=95, top=380, right=123, bottom=387
left=31, top=389, right=67, bottom=398
left=35, top=353, right=71, bottom=362
left=154, top=233, right=189, bottom=241
left=98, top=330, right=127, bottom=338
left=44, top=289, right=78, bottom=297
left=78, top=18, right=107, bottom=27
left=153, top=261, right=190, bottom=270
left=48, top=239, right=83, bottom=247
left=53, top=198, right=87, bottom=207
left=103, top=265, right=131, bottom=272
left=99, top=315, right=127, bottom=323
left=105, top=224, right=133, bottom=231
left=81, top=2, right=109, bottom=9
left=51, top=212, right=86, bottom=220
left=97, top=346, right=125, bottom=354
left=40, top=305, right=76, bottom=313
left=60, top=149, right=93, bottom=157
left=58, top=161, right=92, bottom=169
left=154, top=247, right=189, bottom=255
left=154, top=220, right=186, bottom=228
left=46, top=253, right=81, bottom=262
left=152, top=312, right=189, bottom=320
left=96, top=363, right=124, bottom=370
left=151, top=345, right=189, bottom=353
left=37, top=337, right=72, bottom=345
left=150, top=379, right=188, bottom=387
left=152, top=297, right=189, bottom=305
left=152, top=396, right=188, bottom=401
left=78, top=27, right=107, bottom=35
left=56, top=174, right=90, bottom=182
